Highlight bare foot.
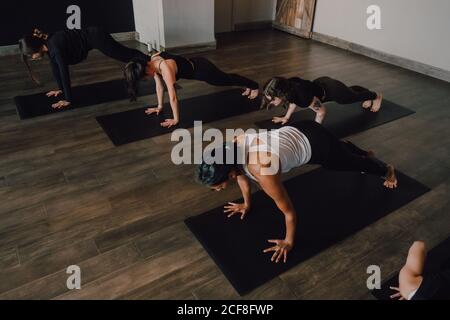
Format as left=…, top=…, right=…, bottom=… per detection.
left=242, top=88, right=251, bottom=97
left=371, top=93, right=383, bottom=112
left=362, top=100, right=372, bottom=109
left=383, top=164, right=398, bottom=189
left=248, top=89, right=259, bottom=100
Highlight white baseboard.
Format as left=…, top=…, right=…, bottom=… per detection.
left=312, top=32, right=450, bottom=83
left=160, top=40, right=217, bottom=55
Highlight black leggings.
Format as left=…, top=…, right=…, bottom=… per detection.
left=190, top=57, right=259, bottom=90
left=292, top=121, right=388, bottom=177
left=313, top=76, right=377, bottom=104
left=86, top=27, right=148, bottom=63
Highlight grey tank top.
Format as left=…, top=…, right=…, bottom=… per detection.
left=243, top=126, right=312, bottom=181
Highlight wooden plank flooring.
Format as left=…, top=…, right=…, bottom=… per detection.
left=0, top=29, right=449, bottom=300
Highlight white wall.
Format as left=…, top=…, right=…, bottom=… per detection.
left=313, top=0, right=450, bottom=72
left=162, top=0, right=216, bottom=48
left=132, top=0, right=165, bottom=50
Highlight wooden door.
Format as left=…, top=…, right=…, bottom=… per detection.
left=273, top=0, right=317, bottom=39
left=215, top=0, right=234, bottom=33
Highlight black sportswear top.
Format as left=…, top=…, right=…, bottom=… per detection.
left=158, top=52, right=194, bottom=80
left=288, top=77, right=325, bottom=108
left=46, top=29, right=93, bottom=102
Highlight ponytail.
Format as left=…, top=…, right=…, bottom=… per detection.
left=18, top=28, right=49, bottom=85
left=261, top=77, right=293, bottom=110
left=124, top=58, right=147, bottom=101
left=32, top=28, right=49, bottom=40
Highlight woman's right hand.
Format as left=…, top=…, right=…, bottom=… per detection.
left=272, top=116, right=289, bottom=125
left=46, top=90, right=63, bottom=98
left=145, top=105, right=163, bottom=115
left=224, top=202, right=250, bottom=220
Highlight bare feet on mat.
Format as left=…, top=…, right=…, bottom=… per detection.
left=243, top=88, right=259, bottom=100
left=51, top=100, right=71, bottom=109
left=242, top=88, right=251, bottom=97
left=362, top=100, right=372, bottom=109
left=371, top=93, right=383, bottom=112
left=384, top=164, right=398, bottom=189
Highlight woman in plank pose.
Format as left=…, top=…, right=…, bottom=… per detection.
left=261, top=76, right=383, bottom=124
left=390, top=241, right=450, bottom=300
left=196, top=120, right=397, bottom=263
left=19, top=27, right=148, bottom=108
left=124, top=51, right=260, bottom=128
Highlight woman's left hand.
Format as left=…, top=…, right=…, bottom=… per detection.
left=263, top=239, right=293, bottom=263
left=51, top=100, right=71, bottom=109
left=389, top=287, right=406, bottom=300
left=160, top=119, right=179, bottom=128
left=272, top=116, right=289, bottom=125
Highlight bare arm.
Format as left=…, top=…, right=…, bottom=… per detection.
left=154, top=73, right=165, bottom=108
left=392, top=241, right=427, bottom=299
left=237, top=175, right=252, bottom=208
left=257, top=172, right=296, bottom=244
left=402, top=241, right=426, bottom=277
left=284, top=103, right=297, bottom=121
left=161, top=66, right=180, bottom=126
left=249, top=159, right=296, bottom=245
left=308, top=96, right=326, bottom=124
left=273, top=103, right=297, bottom=125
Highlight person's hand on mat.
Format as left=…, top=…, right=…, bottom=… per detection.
left=263, top=239, right=293, bottom=263
left=272, top=116, right=290, bottom=125
left=224, top=202, right=250, bottom=220
left=160, top=118, right=179, bottom=128
left=46, top=90, right=62, bottom=98
left=389, top=287, right=406, bottom=300
left=145, top=106, right=163, bottom=116
left=51, top=100, right=71, bottom=109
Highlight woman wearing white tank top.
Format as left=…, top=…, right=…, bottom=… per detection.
left=196, top=120, right=398, bottom=263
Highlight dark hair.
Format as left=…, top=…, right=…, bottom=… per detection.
left=124, top=58, right=147, bottom=101
left=260, top=77, right=295, bottom=110
left=196, top=143, right=240, bottom=186
left=18, top=28, right=48, bottom=85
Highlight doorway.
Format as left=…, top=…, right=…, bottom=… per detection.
left=273, top=0, right=317, bottom=38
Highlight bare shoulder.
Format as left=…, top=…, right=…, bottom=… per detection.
left=247, top=151, right=277, bottom=177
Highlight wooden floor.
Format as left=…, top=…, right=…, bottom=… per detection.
left=0, top=29, right=449, bottom=300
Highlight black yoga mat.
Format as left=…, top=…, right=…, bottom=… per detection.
left=372, top=237, right=450, bottom=300
left=97, top=89, right=261, bottom=146
left=14, top=79, right=180, bottom=120
left=255, top=100, right=414, bottom=138
left=185, top=169, right=430, bottom=295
